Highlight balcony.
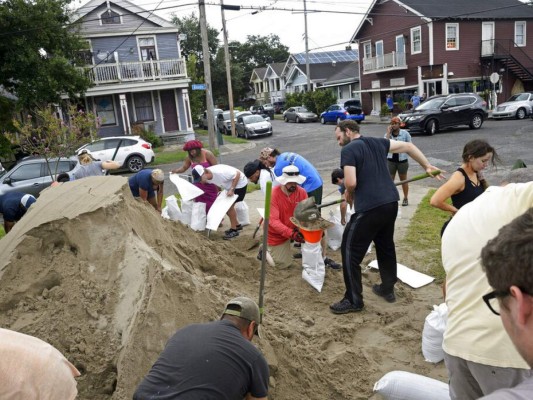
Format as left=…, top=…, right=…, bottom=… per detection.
left=82, top=58, right=187, bottom=85
left=363, top=52, right=407, bottom=74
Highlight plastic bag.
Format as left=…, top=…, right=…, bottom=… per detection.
left=326, top=208, right=343, bottom=251
left=422, top=303, right=448, bottom=363
left=301, top=241, right=325, bottom=292
left=190, top=202, right=206, bottom=231
left=165, top=196, right=182, bottom=221
left=235, top=201, right=250, bottom=226
left=373, top=370, right=450, bottom=400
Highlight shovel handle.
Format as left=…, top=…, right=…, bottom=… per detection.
left=317, top=198, right=345, bottom=209
left=395, top=170, right=441, bottom=186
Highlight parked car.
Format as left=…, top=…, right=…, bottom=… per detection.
left=76, top=136, right=154, bottom=173
left=217, top=111, right=253, bottom=135
left=200, top=108, right=223, bottom=129
left=343, top=99, right=363, bottom=115
left=283, top=106, right=318, bottom=123
left=320, top=104, right=365, bottom=124
left=273, top=101, right=286, bottom=114
left=0, top=157, right=78, bottom=197
left=398, top=93, right=488, bottom=135
left=491, top=92, right=533, bottom=120
left=250, top=105, right=274, bottom=119
left=236, top=114, right=273, bottom=139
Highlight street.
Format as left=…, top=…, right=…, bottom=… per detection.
left=158, top=117, right=533, bottom=196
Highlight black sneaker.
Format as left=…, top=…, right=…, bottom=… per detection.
left=372, top=284, right=396, bottom=303
left=223, top=229, right=239, bottom=240
left=329, top=298, right=364, bottom=314
left=293, top=242, right=301, bottom=248
left=324, top=257, right=341, bottom=270
left=236, top=224, right=243, bottom=231
left=293, top=253, right=302, bottom=259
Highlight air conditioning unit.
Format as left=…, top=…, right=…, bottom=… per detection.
left=143, top=122, right=156, bottom=132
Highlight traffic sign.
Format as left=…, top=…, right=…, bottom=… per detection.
left=191, top=83, right=206, bottom=90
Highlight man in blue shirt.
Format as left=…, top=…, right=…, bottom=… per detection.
left=129, top=168, right=165, bottom=212
left=385, top=117, right=412, bottom=206
left=0, top=192, right=36, bottom=233
left=386, top=94, right=394, bottom=115
left=410, top=91, right=421, bottom=109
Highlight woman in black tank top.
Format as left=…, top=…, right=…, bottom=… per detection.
left=430, top=139, right=499, bottom=236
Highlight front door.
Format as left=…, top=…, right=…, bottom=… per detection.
left=160, top=90, right=179, bottom=132
left=482, top=22, right=495, bottom=56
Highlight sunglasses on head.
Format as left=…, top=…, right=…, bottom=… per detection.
left=285, top=171, right=300, bottom=176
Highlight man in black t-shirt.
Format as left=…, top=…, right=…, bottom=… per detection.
left=133, top=297, right=269, bottom=400
left=330, top=120, right=441, bottom=314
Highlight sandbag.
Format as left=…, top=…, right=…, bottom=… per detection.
left=190, top=201, right=206, bottom=231
left=422, top=303, right=448, bottom=363
left=165, top=195, right=182, bottom=221
left=373, top=370, right=450, bottom=400
left=326, top=208, right=343, bottom=251
left=235, top=201, right=250, bottom=226
left=301, top=241, right=325, bottom=292
left=179, top=199, right=193, bottom=226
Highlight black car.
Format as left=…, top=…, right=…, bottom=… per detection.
left=398, top=93, right=488, bottom=135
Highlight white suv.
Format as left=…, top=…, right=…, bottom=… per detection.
left=492, top=92, right=533, bottom=120
left=76, top=136, right=155, bottom=173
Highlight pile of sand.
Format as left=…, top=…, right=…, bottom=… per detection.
left=0, top=176, right=446, bottom=399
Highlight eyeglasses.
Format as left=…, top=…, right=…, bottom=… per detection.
left=284, top=171, right=300, bottom=176
left=482, top=290, right=510, bottom=315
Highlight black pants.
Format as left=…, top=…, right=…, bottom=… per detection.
left=341, top=201, right=398, bottom=305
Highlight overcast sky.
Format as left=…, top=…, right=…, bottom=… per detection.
left=75, top=0, right=374, bottom=54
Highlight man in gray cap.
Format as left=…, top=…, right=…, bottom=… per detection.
left=134, top=296, right=269, bottom=400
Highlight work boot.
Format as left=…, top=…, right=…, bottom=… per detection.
left=329, top=298, right=364, bottom=314
left=372, top=284, right=396, bottom=303
left=324, top=257, right=341, bottom=270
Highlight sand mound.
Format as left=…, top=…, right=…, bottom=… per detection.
left=0, top=177, right=446, bottom=399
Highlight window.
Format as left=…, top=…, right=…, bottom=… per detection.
left=134, top=93, right=154, bottom=121
left=101, top=9, right=121, bottom=25
left=77, top=40, right=93, bottom=65
left=138, top=37, right=157, bottom=61
left=10, top=164, right=42, bottom=182
left=362, top=41, right=372, bottom=59
left=515, top=21, right=526, bottom=47
left=94, top=96, right=116, bottom=125
left=411, top=26, right=421, bottom=54
left=446, top=23, right=459, bottom=50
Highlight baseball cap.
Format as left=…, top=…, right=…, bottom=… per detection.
left=243, top=160, right=261, bottom=178
left=151, top=169, right=165, bottom=183
left=191, top=165, right=205, bottom=183
left=222, top=297, right=261, bottom=336
left=20, top=194, right=36, bottom=210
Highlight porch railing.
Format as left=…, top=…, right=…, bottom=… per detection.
left=363, top=51, right=407, bottom=73
left=82, top=58, right=187, bottom=85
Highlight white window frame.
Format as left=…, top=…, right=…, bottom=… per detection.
left=446, top=23, right=459, bottom=51
left=132, top=92, right=156, bottom=122
left=362, top=41, right=372, bottom=59
left=99, top=8, right=122, bottom=25
left=515, top=21, right=526, bottom=47
left=411, top=26, right=422, bottom=54
left=94, top=95, right=118, bottom=126
left=137, top=36, right=159, bottom=61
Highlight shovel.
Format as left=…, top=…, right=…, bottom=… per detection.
left=395, top=170, right=442, bottom=186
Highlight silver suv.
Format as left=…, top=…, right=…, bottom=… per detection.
left=491, top=92, right=533, bottom=120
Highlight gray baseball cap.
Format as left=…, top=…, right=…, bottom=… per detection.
left=222, top=297, right=261, bottom=336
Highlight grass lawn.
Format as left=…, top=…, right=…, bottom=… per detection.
left=403, top=189, right=450, bottom=283
left=0, top=226, right=4, bottom=239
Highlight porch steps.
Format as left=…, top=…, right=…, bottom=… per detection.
left=159, top=131, right=195, bottom=146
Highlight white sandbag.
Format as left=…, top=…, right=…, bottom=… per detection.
left=165, top=195, right=182, bottom=221
left=169, top=173, right=204, bottom=202
left=190, top=201, right=207, bottom=231
left=206, top=190, right=238, bottom=231
left=326, top=208, right=343, bottom=251
left=235, top=201, right=250, bottom=226
left=373, top=370, right=450, bottom=400
left=422, top=303, right=448, bottom=363
left=179, top=199, right=193, bottom=226
left=301, top=241, right=325, bottom=292
left=161, top=207, right=170, bottom=219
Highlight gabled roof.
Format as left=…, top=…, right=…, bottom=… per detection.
left=351, top=0, right=533, bottom=42
left=321, top=62, right=359, bottom=86
left=286, top=62, right=356, bottom=86
left=267, top=62, right=285, bottom=77
left=72, top=0, right=174, bottom=28
left=281, top=49, right=358, bottom=77
left=250, top=67, right=268, bottom=82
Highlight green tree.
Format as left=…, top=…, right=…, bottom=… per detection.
left=0, top=0, right=91, bottom=109
left=311, top=89, right=337, bottom=114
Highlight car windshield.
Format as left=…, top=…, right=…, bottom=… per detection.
left=507, top=93, right=530, bottom=102
left=295, top=107, right=310, bottom=112
left=222, top=111, right=231, bottom=120
left=243, top=115, right=265, bottom=123
left=415, top=97, right=446, bottom=110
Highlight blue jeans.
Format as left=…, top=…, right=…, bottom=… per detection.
left=341, top=201, right=398, bottom=305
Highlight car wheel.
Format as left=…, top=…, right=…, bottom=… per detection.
left=469, top=113, right=484, bottom=129
left=284, top=116, right=289, bottom=122
left=296, top=116, right=300, bottom=123
left=320, top=117, right=326, bottom=124
left=336, top=117, right=342, bottom=125
left=516, top=108, right=526, bottom=120
left=425, top=119, right=438, bottom=135
left=126, top=155, right=145, bottom=173
left=244, top=131, right=250, bottom=139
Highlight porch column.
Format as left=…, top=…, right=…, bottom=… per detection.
left=119, top=94, right=131, bottom=135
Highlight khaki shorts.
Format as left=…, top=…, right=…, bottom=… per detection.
left=269, top=241, right=297, bottom=269
left=388, top=160, right=409, bottom=176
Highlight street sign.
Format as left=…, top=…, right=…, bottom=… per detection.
left=191, top=83, right=206, bottom=90
left=490, top=72, right=500, bottom=84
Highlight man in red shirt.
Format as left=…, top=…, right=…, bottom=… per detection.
left=268, top=165, right=307, bottom=268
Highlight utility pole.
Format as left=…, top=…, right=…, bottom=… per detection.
left=220, top=1, right=238, bottom=137
left=304, top=0, right=311, bottom=92
left=198, top=1, right=217, bottom=150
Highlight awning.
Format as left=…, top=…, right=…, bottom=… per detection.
left=358, top=84, right=417, bottom=93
